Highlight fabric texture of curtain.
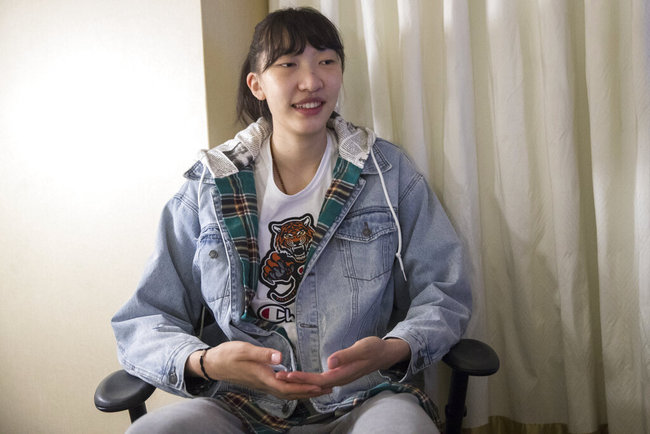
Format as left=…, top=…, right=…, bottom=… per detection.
left=271, top=1, right=649, bottom=433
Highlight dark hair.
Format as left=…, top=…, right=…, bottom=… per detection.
left=236, top=7, right=345, bottom=125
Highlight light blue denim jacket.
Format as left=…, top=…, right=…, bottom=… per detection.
left=112, top=115, right=471, bottom=418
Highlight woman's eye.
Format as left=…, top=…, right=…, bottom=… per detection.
left=320, top=59, right=336, bottom=65
left=278, top=62, right=295, bottom=68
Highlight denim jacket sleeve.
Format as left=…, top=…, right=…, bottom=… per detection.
left=383, top=157, right=472, bottom=379
left=111, top=181, right=218, bottom=398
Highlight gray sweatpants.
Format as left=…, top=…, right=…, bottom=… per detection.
left=127, top=390, right=439, bottom=433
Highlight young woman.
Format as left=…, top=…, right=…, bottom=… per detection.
left=113, top=7, right=471, bottom=433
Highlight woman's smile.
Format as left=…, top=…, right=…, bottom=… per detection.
left=292, top=98, right=325, bottom=114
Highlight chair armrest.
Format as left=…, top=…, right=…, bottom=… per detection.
left=94, top=370, right=156, bottom=413
left=442, top=339, right=499, bottom=434
left=442, top=338, right=499, bottom=376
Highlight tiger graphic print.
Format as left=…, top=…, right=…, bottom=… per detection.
left=257, top=214, right=315, bottom=322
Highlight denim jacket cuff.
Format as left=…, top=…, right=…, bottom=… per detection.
left=381, top=331, right=431, bottom=381
left=168, top=341, right=221, bottom=398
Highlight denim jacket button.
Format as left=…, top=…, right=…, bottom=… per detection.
left=362, top=222, right=372, bottom=237
left=209, top=250, right=218, bottom=259
left=169, top=371, right=178, bottom=384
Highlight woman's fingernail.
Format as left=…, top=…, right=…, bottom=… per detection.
left=271, top=352, right=281, bottom=364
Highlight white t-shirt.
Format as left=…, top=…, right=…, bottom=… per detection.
left=252, top=132, right=337, bottom=344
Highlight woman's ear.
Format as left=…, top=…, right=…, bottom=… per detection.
left=246, top=72, right=265, bottom=101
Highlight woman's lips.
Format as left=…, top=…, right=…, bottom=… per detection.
left=293, top=101, right=323, bottom=109
left=292, top=100, right=325, bottom=114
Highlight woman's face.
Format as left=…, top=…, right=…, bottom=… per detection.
left=247, top=44, right=343, bottom=142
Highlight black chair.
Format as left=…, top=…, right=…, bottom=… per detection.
left=95, top=338, right=498, bottom=434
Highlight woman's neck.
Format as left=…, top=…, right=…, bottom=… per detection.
left=271, top=128, right=327, bottom=164
left=269, top=129, right=328, bottom=195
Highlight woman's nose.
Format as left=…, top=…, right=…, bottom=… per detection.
left=297, top=66, right=323, bottom=92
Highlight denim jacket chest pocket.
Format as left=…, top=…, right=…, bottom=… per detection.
left=194, top=224, right=230, bottom=302
left=334, top=209, right=397, bottom=281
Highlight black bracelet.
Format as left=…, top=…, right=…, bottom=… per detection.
left=199, top=348, right=216, bottom=382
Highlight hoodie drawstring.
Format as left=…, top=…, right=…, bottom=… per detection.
left=370, top=148, right=407, bottom=282
left=198, top=155, right=208, bottom=209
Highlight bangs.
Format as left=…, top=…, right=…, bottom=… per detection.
left=257, top=8, right=344, bottom=71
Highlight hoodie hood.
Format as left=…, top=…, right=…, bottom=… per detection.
left=196, top=113, right=376, bottom=179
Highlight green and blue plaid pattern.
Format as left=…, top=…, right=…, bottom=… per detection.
left=217, top=382, right=441, bottom=433
left=306, top=157, right=362, bottom=265
left=213, top=156, right=361, bottom=320
left=213, top=167, right=259, bottom=317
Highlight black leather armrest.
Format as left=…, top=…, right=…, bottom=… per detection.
left=94, top=370, right=156, bottom=413
left=442, top=338, right=499, bottom=376
left=442, top=339, right=499, bottom=434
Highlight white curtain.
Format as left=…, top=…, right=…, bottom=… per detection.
left=272, top=1, right=649, bottom=433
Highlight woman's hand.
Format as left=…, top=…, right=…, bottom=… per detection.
left=274, top=337, right=411, bottom=389
left=186, top=341, right=332, bottom=400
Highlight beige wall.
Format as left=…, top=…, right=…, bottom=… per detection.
left=0, top=0, right=265, bottom=432
left=202, top=0, right=268, bottom=146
